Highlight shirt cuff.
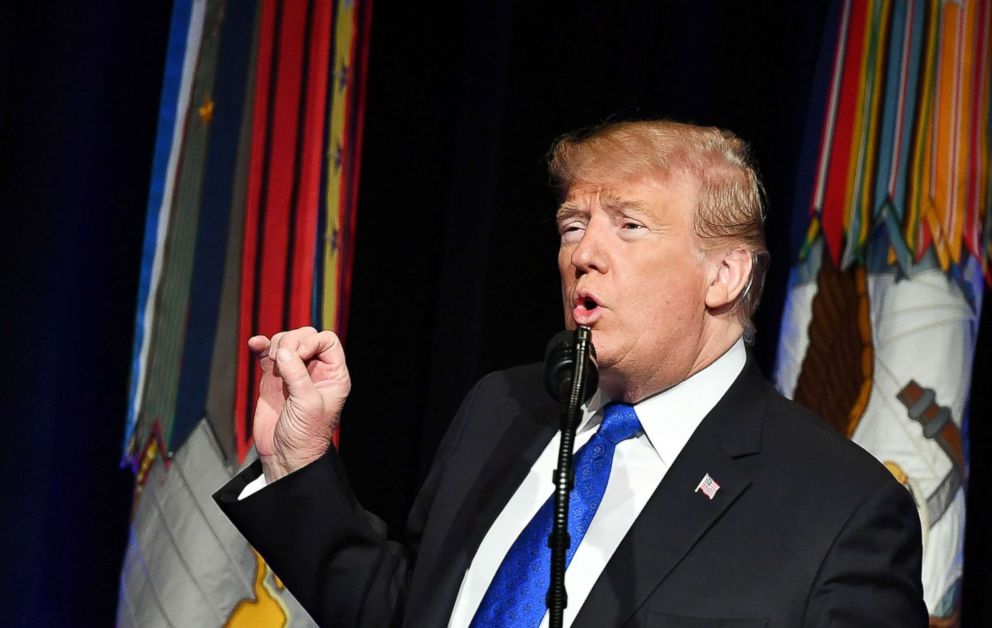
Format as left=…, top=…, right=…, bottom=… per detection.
left=238, top=473, right=268, bottom=500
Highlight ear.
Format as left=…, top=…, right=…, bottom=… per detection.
left=705, top=248, right=752, bottom=310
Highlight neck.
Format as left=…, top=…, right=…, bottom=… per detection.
left=603, top=324, right=743, bottom=404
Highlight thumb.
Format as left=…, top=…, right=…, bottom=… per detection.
left=276, top=347, right=317, bottom=400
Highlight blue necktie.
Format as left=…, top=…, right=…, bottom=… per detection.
left=469, top=403, right=643, bottom=627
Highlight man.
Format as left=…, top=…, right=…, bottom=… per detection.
left=215, top=120, right=927, bottom=626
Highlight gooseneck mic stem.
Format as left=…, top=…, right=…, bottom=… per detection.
left=543, top=326, right=598, bottom=628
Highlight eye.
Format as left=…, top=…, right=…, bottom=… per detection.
left=559, top=220, right=586, bottom=243
left=618, top=219, right=649, bottom=235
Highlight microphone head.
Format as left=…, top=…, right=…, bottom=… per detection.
left=544, top=327, right=598, bottom=404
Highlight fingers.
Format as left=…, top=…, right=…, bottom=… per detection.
left=248, top=335, right=270, bottom=353
left=268, top=326, right=317, bottom=361
left=253, top=327, right=345, bottom=375
left=268, top=327, right=344, bottom=365
left=297, top=330, right=345, bottom=365
left=274, top=345, right=318, bottom=399
left=249, top=335, right=274, bottom=373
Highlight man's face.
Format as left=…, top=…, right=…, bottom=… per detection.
left=557, top=172, right=717, bottom=400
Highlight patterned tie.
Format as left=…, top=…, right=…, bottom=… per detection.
left=469, top=403, right=643, bottom=627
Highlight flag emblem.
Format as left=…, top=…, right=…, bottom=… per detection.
left=695, top=473, right=720, bottom=500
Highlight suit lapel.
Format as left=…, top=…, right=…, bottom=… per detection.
left=412, top=391, right=559, bottom=627
left=575, top=359, right=768, bottom=627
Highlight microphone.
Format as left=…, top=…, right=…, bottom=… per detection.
left=543, top=327, right=599, bottom=405
left=542, top=325, right=598, bottom=628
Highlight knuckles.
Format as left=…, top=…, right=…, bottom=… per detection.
left=256, top=327, right=349, bottom=381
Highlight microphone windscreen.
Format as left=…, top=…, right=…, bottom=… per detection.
left=544, top=328, right=597, bottom=404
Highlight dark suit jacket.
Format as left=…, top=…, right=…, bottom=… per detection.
left=214, top=357, right=927, bottom=627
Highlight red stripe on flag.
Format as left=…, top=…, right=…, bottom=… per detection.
left=257, top=0, right=307, bottom=337
left=966, top=0, right=991, bottom=261
left=822, top=0, right=871, bottom=266
left=234, top=0, right=314, bottom=463
left=289, top=0, right=332, bottom=328
left=919, top=215, right=933, bottom=260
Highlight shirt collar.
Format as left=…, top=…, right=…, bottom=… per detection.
left=578, top=337, right=747, bottom=467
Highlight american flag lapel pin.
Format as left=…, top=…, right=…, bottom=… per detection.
left=695, top=473, right=720, bottom=500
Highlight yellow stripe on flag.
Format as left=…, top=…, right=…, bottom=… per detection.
left=842, top=0, right=879, bottom=242
left=321, top=0, right=356, bottom=332
left=857, top=0, right=892, bottom=249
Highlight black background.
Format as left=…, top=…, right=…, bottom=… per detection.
left=1, top=1, right=988, bottom=625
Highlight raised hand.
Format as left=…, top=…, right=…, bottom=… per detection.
left=247, top=326, right=352, bottom=482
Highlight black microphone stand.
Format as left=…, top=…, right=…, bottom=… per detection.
left=547, top=326, right=595, bottom=628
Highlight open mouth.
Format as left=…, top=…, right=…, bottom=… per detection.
left=572, top=293, right=603, bottom=323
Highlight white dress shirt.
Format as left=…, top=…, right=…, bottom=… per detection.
left=447, top=338, right=746, bottom=628
left=240, top=339, right=747, bottom=627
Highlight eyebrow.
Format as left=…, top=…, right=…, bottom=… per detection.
left=555, top=194, right=650, bottom=222
left=555, top=204, right=585, bottom=222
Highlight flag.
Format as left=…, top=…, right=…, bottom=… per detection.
left=694, top=473, right=721, bottom=500
left=117, top=0, right=372, bottom=624
left=774, top=0, right=990, bottom=623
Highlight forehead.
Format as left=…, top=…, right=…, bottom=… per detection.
left=560, top=170, right=699, bottom=217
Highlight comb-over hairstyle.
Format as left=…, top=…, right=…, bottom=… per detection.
left=548, top=119, right=770, bottom=342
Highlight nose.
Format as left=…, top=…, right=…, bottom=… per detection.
left=569, top=217, right=609, bottom=275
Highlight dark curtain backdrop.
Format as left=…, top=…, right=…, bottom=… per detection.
left=1, top=2, right=988, bottom=625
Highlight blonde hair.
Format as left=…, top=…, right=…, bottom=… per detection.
left=548, top=119, right=770, bottom=341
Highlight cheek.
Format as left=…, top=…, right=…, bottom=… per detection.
left=559, top=270, right=575, bottom=326
left=558, top=267, right=573, bottom=300
left=635, top=270, right=702, bottom=322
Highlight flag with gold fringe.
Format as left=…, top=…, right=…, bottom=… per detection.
left=117, top=1, right=371, bottom=625
left=775, top=0, right=989, bottom=623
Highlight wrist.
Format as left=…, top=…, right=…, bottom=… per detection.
left=262, top=422, right=337, bottom=481
left=259, top=449, right=324, bottom=483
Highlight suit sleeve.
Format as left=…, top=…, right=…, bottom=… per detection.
left=212, top=375, right=487, bottom=627
left=802, top=474, right=929, bottom=627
